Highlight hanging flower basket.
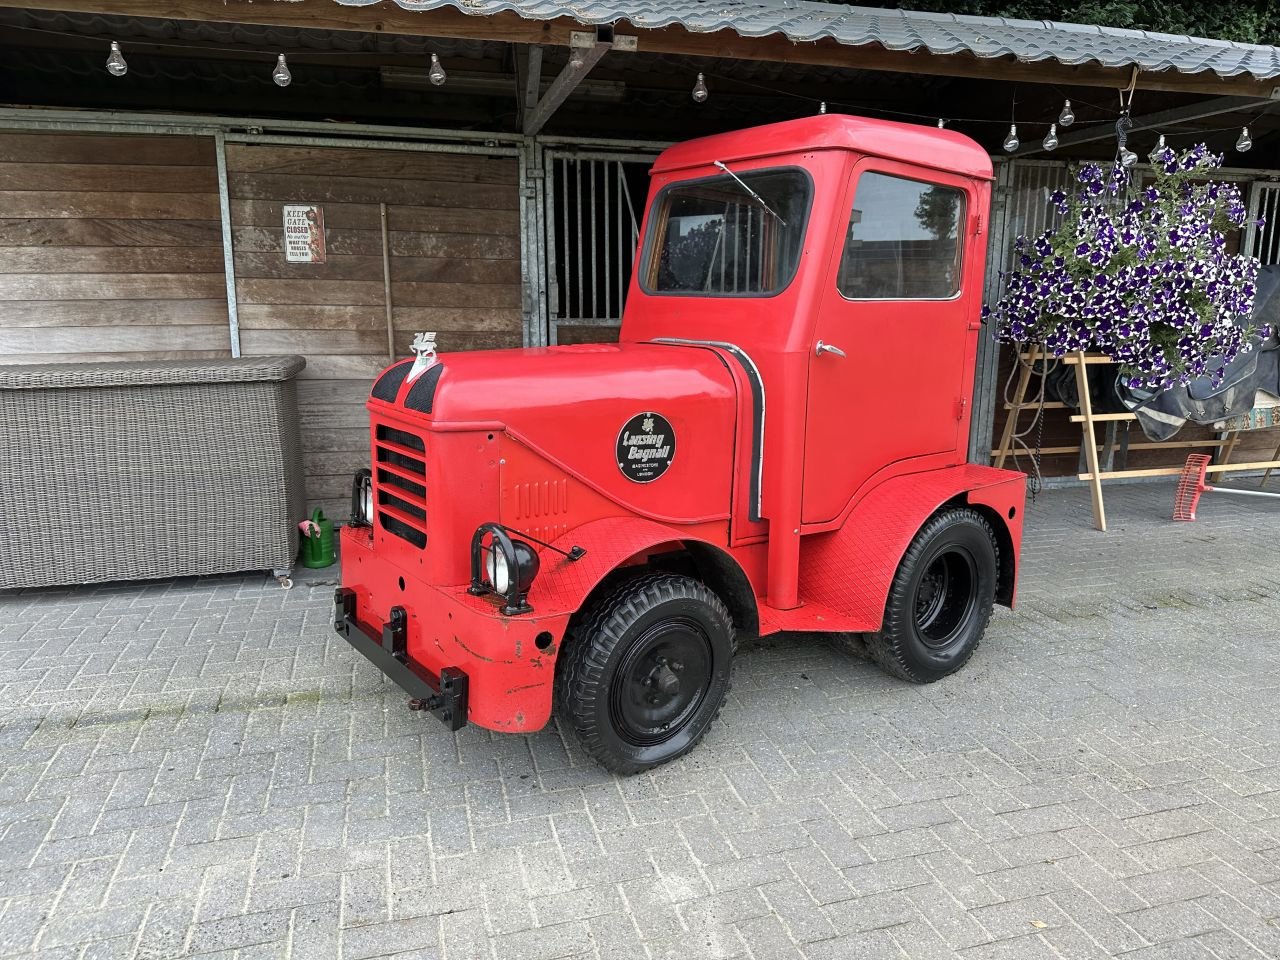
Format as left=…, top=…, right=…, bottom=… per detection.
left=985, top=144, right=1266, bottom=392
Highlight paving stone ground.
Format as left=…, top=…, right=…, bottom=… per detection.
left=3, top=481, right=1280, bottom=960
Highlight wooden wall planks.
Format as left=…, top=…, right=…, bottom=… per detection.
left=226, top=142, right=524, bottom=517
left=0, top=131, right=230, bottom=367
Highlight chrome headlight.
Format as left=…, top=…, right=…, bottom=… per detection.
left=351, top=469, right=373, bottom=526
left=485, top=545, right=511, bottom=594
left=469, top=524, right=540, bottom=615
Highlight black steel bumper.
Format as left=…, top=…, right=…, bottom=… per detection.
left=333, top=588, right=469, bottom=731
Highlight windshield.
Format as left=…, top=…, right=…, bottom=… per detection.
left=641, top=167, right=811, bottom=297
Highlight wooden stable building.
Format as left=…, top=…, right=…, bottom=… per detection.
left=3, top=0, right=1280, bottom=522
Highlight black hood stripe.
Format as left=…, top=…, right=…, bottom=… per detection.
left=371, top=360, right=412, bottom=403
left=403, top=364, right=445, bottom=414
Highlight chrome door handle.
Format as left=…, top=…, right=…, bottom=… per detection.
left=815, top=340, right=846, bottom=358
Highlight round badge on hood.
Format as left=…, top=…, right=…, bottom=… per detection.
left=617, top=413, right=675, bottom=483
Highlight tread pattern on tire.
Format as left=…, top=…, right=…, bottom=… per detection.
left=866, top=507, right=998, bottom=685
left=556, top=572, right=736, bottom=775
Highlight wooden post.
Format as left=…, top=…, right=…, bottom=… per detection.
left=1217, top=429, right=1241, bottom=479
left=379, top=202, right=394, bottom=361
left=1074, top=350, right=1107, bottom=531
left=1263, top=438, right=1280, bottom=487
left=993, top=343, right=1039, bottom=470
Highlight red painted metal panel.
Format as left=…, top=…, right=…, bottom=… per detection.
left=802, top=158, right=991, bottom=525
left=798, top=465, right=1026, bottom=632
left=652, top=114, right=994, bottom=181
left=340, top=524, right=571, bottom=732
left=371, top=342, right=739, bottom=528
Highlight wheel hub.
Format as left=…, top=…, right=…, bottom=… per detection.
left=913, top=549, right=977, bottom=649
left=651, top=661, right=681, bottom=698
left=609, top=621, right=712, bottom=746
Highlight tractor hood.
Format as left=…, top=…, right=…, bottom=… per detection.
left=370, top=342, right=742, bottom=524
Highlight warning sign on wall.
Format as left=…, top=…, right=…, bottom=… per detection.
left=283, top=205, right=326, bottom=263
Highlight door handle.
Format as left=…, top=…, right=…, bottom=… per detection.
left=815, top=340, right=847, bottom=358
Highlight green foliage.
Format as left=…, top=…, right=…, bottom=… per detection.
left=842, top=1, right=1279, bottom=44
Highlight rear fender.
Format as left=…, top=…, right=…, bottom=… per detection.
left=798, top=465, right=1025, bottom=631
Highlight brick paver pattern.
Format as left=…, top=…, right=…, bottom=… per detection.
left=2, top=482, right=1280, bottom=959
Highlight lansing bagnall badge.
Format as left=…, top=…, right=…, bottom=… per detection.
left=616, top=412, right=676, bottom=483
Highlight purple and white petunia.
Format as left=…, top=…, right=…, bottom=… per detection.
left=986, top=144, right=1261, bottom=392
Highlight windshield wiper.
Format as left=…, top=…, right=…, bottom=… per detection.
left=713, top=160, right=787, bottom=227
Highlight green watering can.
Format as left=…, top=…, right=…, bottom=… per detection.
left=299, top=508, right=336, bottom=568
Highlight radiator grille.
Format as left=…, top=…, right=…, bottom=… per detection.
left=374, top=424, right=427, bottom=548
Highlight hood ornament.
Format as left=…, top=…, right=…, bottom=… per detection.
left=407, top=331, right=438, bottom=382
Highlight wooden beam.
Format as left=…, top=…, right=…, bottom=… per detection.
left=521, top=45, right=543, bottom=127
left=5, top=0, right=1280, bottom=99
left=1016, top=95, right=1266, bottom=157
left=523, top=31, right=613, bottom=135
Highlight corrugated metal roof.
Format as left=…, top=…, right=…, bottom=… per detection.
left=332, top=0, right=1280, bottom=81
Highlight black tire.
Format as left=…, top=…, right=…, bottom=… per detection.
left=866, top=507, right=998, bottom=684
left=557, top=573, right=735, bottom=775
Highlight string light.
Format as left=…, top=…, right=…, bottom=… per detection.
left=1042, top=123, right=1058, bottom=151
left=937, top=118, right=946, bottom=128
left=568, top=47, right=584, bottom=69
left=819, top=101, right=827, bottom=114
left=1003, top=123, right=1020, bottom=152
left=1058, top=99, right=1075, bottom=126
left=691, top=73, right=708, bottom=103
left=428, top=53, right=447, bottom=86
left=1237, top=125, right=1253, bottom=152
left=1156, top=134, right=1166, bottom=151
left=271, top=53, right=291, bottom=87
left=105, top=41, right=127, bottom=77
left=1120, top=146, right=1139, bottom=167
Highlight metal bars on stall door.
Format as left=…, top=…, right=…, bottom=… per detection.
left=970, top=159, right=1074, bottom=465
left=1245, top=182, right=1280, bottom=265
left=543, top=150, right=658, bottom=344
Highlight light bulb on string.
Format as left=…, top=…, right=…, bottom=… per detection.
left=1120, top=147, right=1139, bottom=168
left=1156, top=134, right=1166, bottom=151
left=937, top=118, right=946, bottom=128
left=1058, top=99, right=1074, bottom=126
left=1003, top=123, right=1020, bottom=152
left=428, top=53, right=447, bottom=86
left=272, top=54, right=292, bottom=87
left=106, top=41, right=127, bottom=77
left=1237, top=126, right=1253, bottom=152
left=818, top=101, right=826, bottom=114
left=692, top=73, right=709, bottom=103
left=1042, top=123, right=1058, bottom=151
left=568, top=46, right=584, bottom=69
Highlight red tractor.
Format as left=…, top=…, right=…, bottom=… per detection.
left=335, top=114, right=1026, bottom=773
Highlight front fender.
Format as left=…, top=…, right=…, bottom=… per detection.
left=527, top=516, right=735, bottom=621
left=798, top=464, right=1025, bottom=631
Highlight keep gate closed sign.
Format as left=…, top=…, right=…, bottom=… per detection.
left=283, top=204, right=326, bottom=263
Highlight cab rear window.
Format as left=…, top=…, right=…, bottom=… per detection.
left=641, top=168, right=811, bottom=297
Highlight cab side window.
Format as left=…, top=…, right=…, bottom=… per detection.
left=838, top=172, right=965, bottom=300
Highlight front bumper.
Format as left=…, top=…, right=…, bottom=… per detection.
left=333, top=588, right=469, bottom=731
left=336, top=524, right=570, bottom=732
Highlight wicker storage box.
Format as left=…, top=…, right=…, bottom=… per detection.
left=0, top=356, right=306, bottom=589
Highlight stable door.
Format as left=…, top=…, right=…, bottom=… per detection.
left=802, top=162, right=976, bottom=525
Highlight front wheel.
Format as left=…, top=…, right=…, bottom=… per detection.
left=867, top=507, right=999, bottom=684
left=556, top=573, right=735, bottom=775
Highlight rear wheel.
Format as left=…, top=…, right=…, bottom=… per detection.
left=557, top=573, right=735, bottom=775
left=866, top=507, right=998, bottom=684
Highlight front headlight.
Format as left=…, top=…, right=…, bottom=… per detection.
left=351, top=469, right=373, bottom=526
left=485, top=545, right=511, bottom=594
left=469, top=524, right=541, bottom=615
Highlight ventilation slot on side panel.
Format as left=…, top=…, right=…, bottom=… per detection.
left=374, top=424, right=427, bottom=548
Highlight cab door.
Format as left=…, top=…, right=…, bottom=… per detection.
left=801, top=160, right=977, bottom=525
